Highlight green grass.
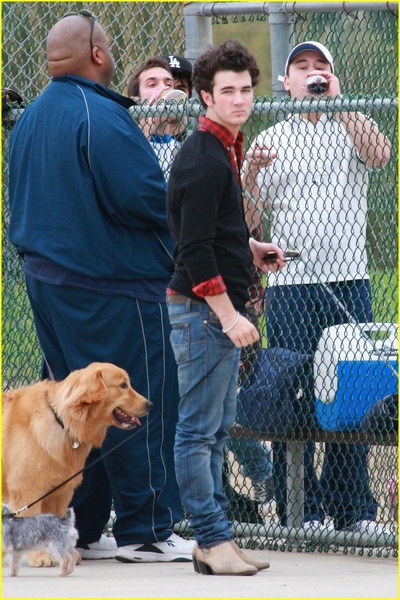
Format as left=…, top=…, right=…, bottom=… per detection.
left=370, top=270, right=398, bottom=323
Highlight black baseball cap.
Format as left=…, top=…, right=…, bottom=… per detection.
left=161, top=55, right=193, bottom=80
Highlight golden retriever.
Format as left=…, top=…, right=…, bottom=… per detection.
left=2, top=362, right=152, bottom=567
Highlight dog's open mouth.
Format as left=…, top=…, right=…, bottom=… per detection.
left=113, top=407, right=141, bottom=429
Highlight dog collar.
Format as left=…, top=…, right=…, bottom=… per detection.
left=49, top=404, right=80, bottom=449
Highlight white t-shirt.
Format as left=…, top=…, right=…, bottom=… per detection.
left=254, top=113, right=370, bottom=286
left=149, top=135, right=180, bottom=180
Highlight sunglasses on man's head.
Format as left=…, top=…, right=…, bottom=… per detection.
left=62, top=9, right=96, bottom=51
left=2, top=88, right=24, bottom=106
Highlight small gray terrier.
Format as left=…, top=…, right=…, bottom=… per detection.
left=2, top=504, right=78, bottom=576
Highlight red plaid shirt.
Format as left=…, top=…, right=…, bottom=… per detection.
left=198, top=115, right=244, bottom=184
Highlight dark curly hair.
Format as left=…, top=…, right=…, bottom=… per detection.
left=193, top=40, right=260, bottom=108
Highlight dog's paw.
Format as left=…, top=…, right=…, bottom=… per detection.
left=28, top=550, right=58, bottom=567
left=74, top=549, right=82, bottom=565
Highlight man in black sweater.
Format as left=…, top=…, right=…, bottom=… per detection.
left=166, top=40, right=285, bottom=576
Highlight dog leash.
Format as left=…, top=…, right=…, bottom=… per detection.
left=244, top=189, right=399, bottom=379
left=11, top=343, right=234, bottom=517
left=290, top=252, right=398, bottom=378
left=9, top=416, right=158, bottom=517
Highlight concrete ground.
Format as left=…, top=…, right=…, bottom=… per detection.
left=2, top=546, right=398, bottom=599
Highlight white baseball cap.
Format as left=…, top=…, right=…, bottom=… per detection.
left=285, top=41, right=335, bottom=75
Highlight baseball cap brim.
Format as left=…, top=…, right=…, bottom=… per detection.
left=285, top=41, right=334, bottom=75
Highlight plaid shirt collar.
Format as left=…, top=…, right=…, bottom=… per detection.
left=198, top=115, right=244, bottom=183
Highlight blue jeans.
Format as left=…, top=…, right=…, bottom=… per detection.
left=168, top=298, right=241, bottom=548
left=227, top=436, right=273, bottom=483
left=265, top=280, right=378, bottom=529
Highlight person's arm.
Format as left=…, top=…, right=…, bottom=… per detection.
left=131, top=83, right=179, bottom=138
left=248, top=238, right=285, bottom=272
left=338, top=111, right=391, bottom=170
left=241, top=138, right=277, bottom=232
left=311, top=69, right=392, bottom=170
left=203, top=239, right=285, bottom=347
left=89, top=105, right=169, bottom=230
left=205, top=291, right=259, bottom=349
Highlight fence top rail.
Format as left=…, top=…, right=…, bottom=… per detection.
left=184, top=2, right=398, bottom=17
left=252, top=96, right=398, bottom=115
left=126, top=97, right=397, bottom=119
left=4, top=96, right=397, bottom=127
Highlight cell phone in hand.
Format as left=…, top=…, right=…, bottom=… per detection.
left=261, top=250, right=300, bottom=263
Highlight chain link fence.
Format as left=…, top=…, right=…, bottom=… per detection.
left=2, top=2, right=398, bottom=556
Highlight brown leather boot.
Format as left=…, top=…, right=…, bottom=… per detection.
left=192, top=541, right=257, bottom=576
left=230, top=540, right=270, bottom=570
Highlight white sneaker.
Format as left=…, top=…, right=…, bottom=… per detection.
left=77, top=534, right=117, bottom=559
left=303, top=520, right=334, bottom=534
left=116, top=532, right=196, bottom=563
left=344, top=520, right=385, bottom=536
left=303, top=520, right=323, bottom=532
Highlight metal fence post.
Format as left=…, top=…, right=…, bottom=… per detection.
left=183, top=3, right=213, bottom=63
left=269, top=4, right=303, bottom=525
left=183, top=3, right=213, bottom=125
left=268, top=3, right=295, bottom=99
left=286, top=442, right=305, bottom=528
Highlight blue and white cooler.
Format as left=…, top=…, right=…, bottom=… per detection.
left=314, top=323, right=398, bottom=431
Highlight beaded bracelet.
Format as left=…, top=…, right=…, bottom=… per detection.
left=222, top=312, right=240, bottom=334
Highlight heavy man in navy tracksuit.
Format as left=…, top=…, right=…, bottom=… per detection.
left=8, top=12, right=194, bottom=564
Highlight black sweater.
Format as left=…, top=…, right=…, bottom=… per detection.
left=167, top=129, right=253, bottom=311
